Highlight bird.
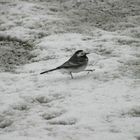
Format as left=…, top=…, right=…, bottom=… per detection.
left=40, top=50, right=89, bottom=79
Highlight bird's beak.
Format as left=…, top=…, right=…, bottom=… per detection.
left=85, top=52, right=89, bottom=55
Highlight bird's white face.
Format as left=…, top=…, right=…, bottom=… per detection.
left=77, top=50, right=87, bottom=57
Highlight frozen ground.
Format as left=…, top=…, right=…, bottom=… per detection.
left=0, top=0, right=140, bottom=140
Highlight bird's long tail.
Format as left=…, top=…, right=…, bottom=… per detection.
left=40, top=67, right=60, bottom=74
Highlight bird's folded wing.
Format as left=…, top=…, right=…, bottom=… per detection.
left=59, top=61, right=83, bottom=68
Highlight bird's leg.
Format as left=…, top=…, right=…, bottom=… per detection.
left=70, top=72, right=73, bottom=79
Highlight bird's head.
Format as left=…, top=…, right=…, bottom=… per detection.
left=75, top=50, right=89, bottom=57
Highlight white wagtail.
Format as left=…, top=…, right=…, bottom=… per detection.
left=40, top=50, right=91, bottom=79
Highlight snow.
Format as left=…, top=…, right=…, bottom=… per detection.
left=0, top=0, right=140, bottom=140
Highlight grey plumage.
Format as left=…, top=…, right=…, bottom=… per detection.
left=40, top=50, right=89, bottom=78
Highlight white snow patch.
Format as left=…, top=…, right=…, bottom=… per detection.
left=0, top=1, right=140, bottom=140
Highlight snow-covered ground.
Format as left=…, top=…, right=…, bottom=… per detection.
left=0, top=0, right=140, bottom=140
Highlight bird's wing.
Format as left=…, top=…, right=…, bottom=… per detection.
left=59, top=60, right=83, bottom=69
